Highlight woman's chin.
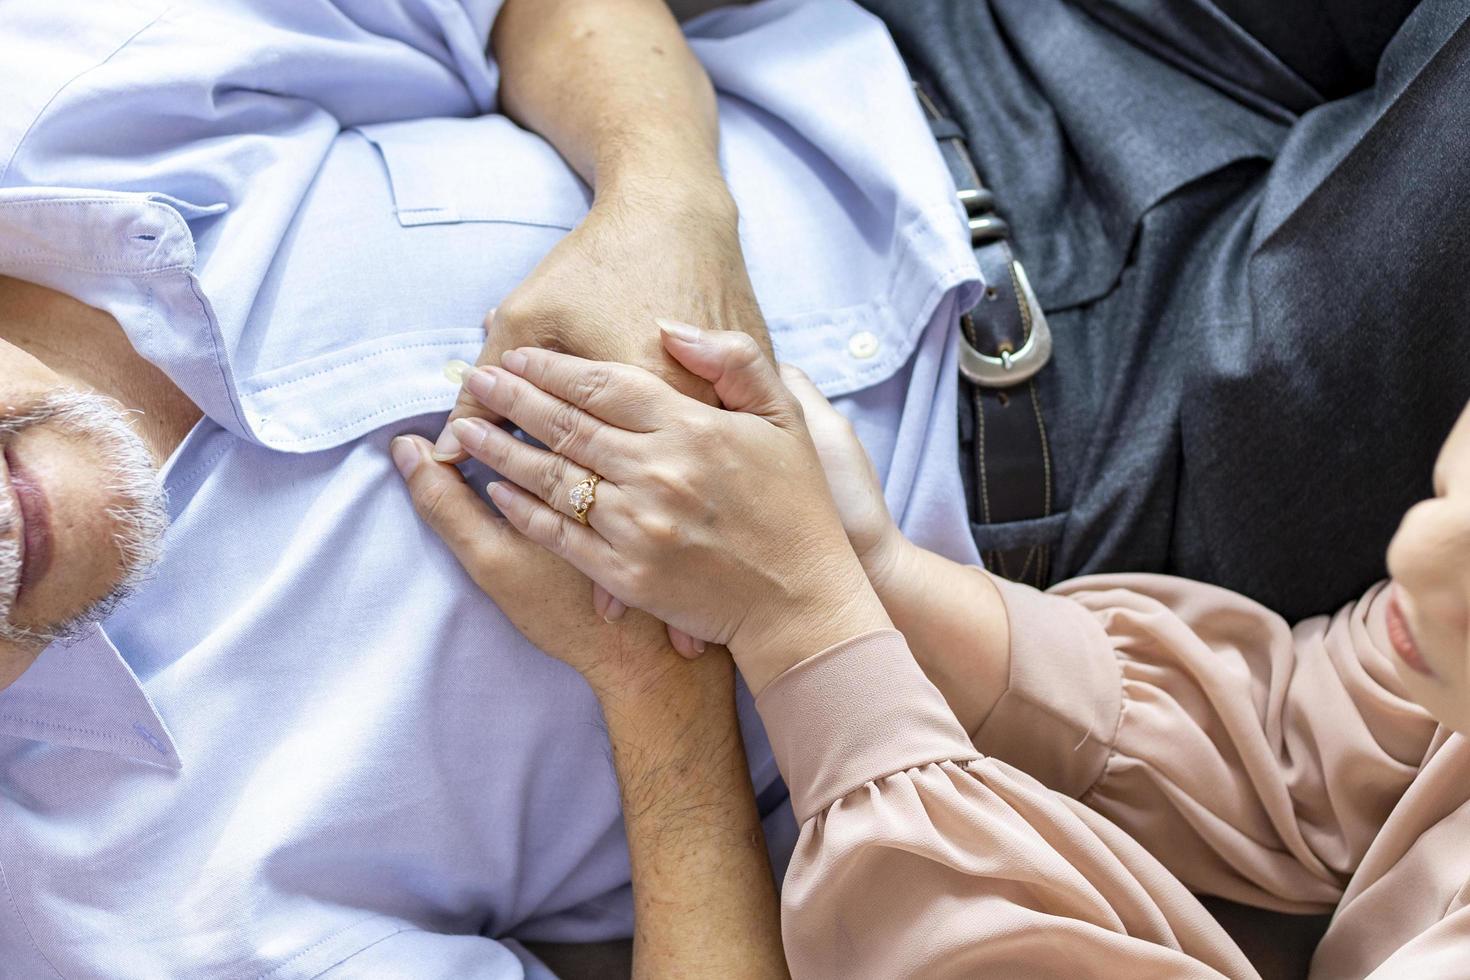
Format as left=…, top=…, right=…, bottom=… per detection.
left=1392, top=656, right=1470, bottom=736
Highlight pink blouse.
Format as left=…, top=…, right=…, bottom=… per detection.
left=755, top=575, right=1470, bottom=978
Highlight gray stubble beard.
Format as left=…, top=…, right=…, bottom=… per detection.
left=0, top=390, right=169, bottom=646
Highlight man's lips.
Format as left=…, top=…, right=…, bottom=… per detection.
left=4, top=444, right=53, bottom=602
left=1386, top=587, right=1437, bottom=679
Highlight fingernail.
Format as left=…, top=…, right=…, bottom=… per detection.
left=656, top=317, right=702, bottom=343
left=450, top=416, right=491, bottom=451
left=431, top=427, right=462, bottom=461
left=604, top=598, right=627, bottom=623
left=465, top=368, right=498, bottom=402
left=487, top=481, right=511, bottom=506
left=693, top=638, right=707, bottom=653
left=443, top=359, right=474, bottom=384
left=391, top=437, right=421, bottom=479
left=501, top=349, right=529, bottom=375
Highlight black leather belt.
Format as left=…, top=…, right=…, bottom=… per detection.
left=912, top=80, right=1057, bottom=588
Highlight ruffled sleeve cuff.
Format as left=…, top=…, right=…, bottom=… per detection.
left=971, top=574, right=1124, bottom=800
left=755, top=629, right=979, bottom=823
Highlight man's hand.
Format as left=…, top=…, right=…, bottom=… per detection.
left=433, top=0, right=773, bottom=461
left=392, top=433, right=788, bottom=978
left=432, top=181, right=770, bottom=461
left=393, top=432, right=697, bottom=698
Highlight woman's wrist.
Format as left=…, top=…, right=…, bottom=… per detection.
left=731, top=556, right=894, bottom=696
left=857, top=524, right=920, bottom=605
left=862, top=542, right=1014, bottom=737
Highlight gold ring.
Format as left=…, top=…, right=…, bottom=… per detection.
left=569, top=474, right=601, bottom=525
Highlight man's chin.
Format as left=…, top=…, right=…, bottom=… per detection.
left=0, top=641, right=42, bottom=690
left=0, top=389, right=169, bottom=648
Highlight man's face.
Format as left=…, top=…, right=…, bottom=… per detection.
left=0, top=340, right=168, bottom=688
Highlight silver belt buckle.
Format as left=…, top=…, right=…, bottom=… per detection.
left=958, top=262, right=1053, bottom=388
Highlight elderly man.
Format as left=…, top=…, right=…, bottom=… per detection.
left=0, top=0, right=979, bottom=976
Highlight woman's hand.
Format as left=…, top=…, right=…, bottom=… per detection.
left=779, top=366, right=1015, bottom=738
left=776, top=364, right=916, bottom=597
left=446, top=323, right=892, bottom=694
left=437, top=191, right=768, bottom=656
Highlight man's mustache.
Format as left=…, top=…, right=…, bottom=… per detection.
left=0, top=493, right=18, bottom=623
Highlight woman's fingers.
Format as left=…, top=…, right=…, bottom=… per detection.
left=499, top=348, right=669, bottom=432
left=658, top=319, right=796, bottom=422
left=594, top=583, right=701, bottom=656
left=463, top=366, right=628, bottom=479
left=781, top=362, right=867, bottom=461
left=666, top=626, right=707, bottom=658
left=777, top=362, right=827, bottom=414
left=432, top=307, right=500, bottom=463
left=592, top=582, right=628, bottom=623
left=451, top=416, right=623, bottom=529
left=487, top=480, right=617, bottom=583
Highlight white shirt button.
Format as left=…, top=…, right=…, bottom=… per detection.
left=848, top=330, right=880, bottom=360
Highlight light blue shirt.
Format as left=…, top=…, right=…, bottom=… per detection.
left=0, top=1, right=984, bottom=976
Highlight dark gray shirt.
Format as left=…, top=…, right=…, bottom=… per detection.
left=862, top=0, right=1470, bottom=619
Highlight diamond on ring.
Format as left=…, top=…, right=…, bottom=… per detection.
left=570, top=474, right=601, bottom=524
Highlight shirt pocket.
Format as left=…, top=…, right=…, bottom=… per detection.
left=354, top=116, right=591, bottom=230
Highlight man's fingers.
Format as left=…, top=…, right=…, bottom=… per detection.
left=393, top=434, right=507, bottom=568
left=658, top=319, right=795, bottom=421
left=499, top=347, right=669, bottom=432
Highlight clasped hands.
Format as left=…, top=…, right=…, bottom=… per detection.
left=392, top=190, right=910, bottom=703
left=397, top=318, right=897, bottom=699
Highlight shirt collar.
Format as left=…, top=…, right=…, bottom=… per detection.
left=0, top=625, right=182, bottom=769
left=0, top=188, right=246, bottom=443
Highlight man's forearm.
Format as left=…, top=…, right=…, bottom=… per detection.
left=493, top=0, right=727, bottom=204
left=598, top=657, right=788, bottom=979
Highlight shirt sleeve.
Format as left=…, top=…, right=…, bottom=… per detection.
left=973, top=574, right=1439, bottom=913
left=755, top=630, right=1257, bottom=980
left=0, top=0, right=504, bottom=367
left=1, top=0, right=501, bottom=202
